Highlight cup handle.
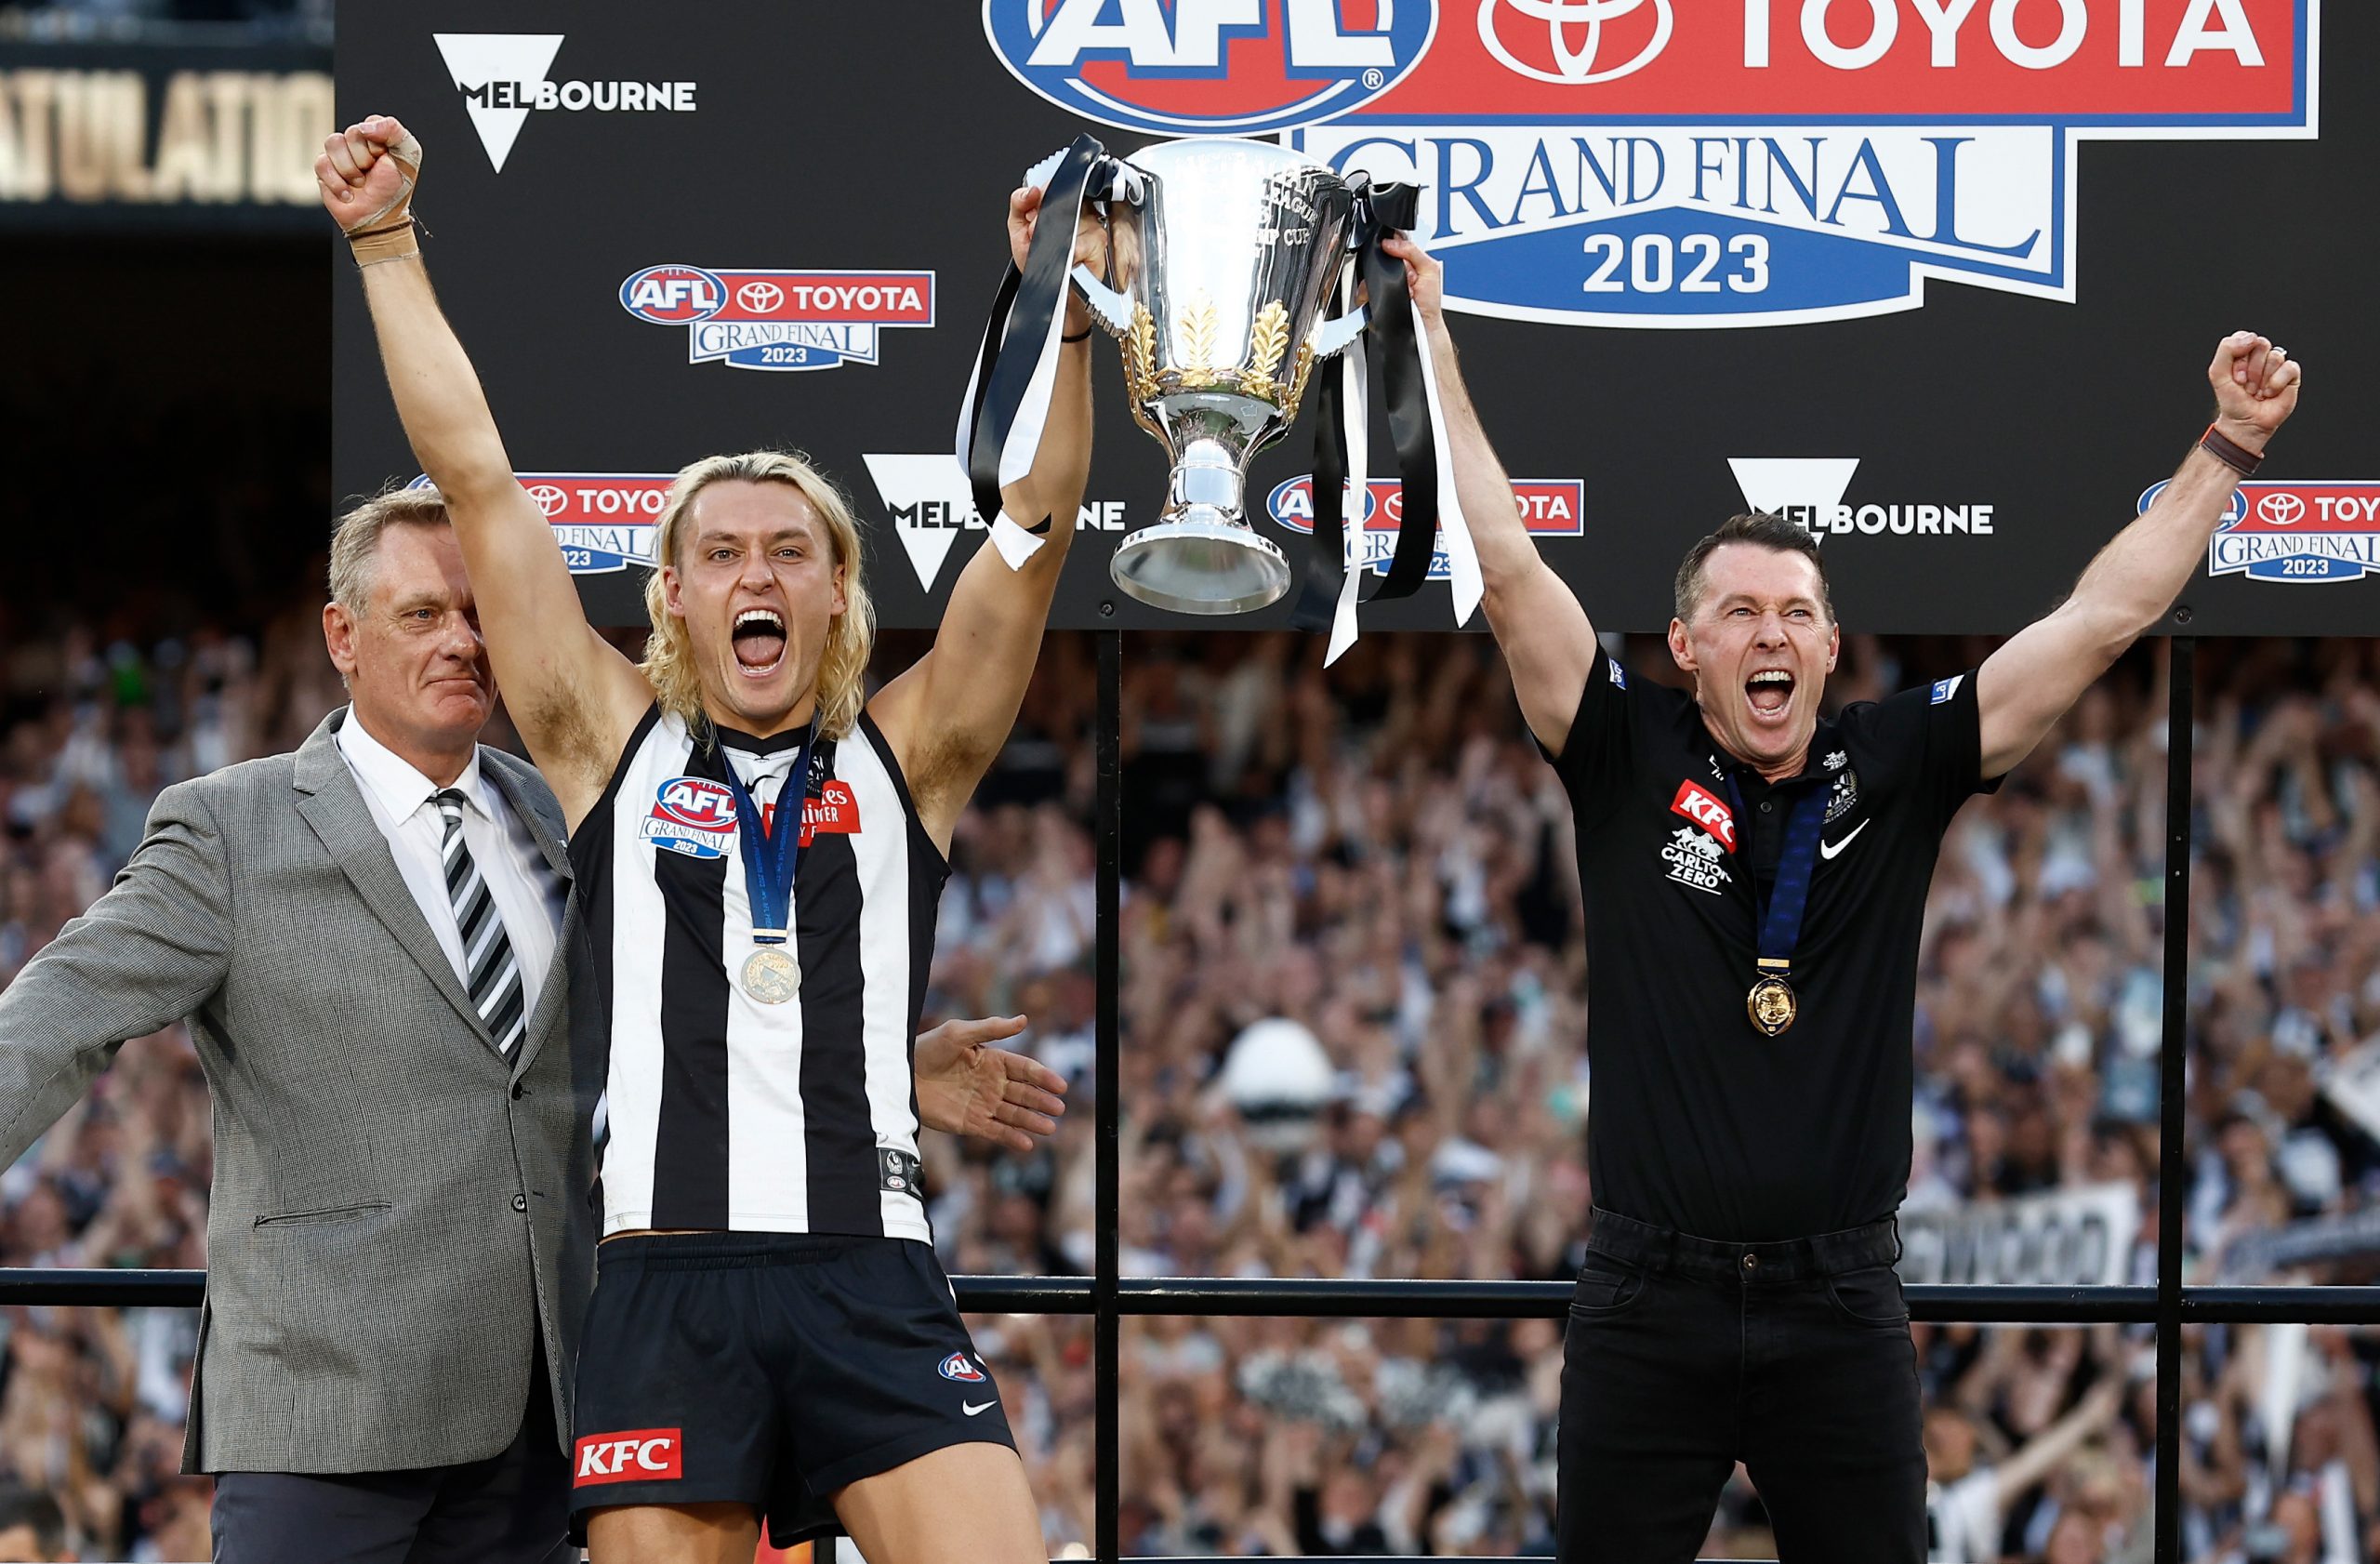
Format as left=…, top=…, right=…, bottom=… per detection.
left=1069, top=263, right=1134, bottom=338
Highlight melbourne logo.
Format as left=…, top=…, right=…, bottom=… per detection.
left=620, top=266, right=933, bottom=373
left=938, top=1352, right=988, bottom=1384
left=861, top=455, right=1130, bottom=594
left=984, top=0, right=1438, bottom=136
left=643, top=777, right=737, bottom=860
left=430, top=34, right=697, bottom=173
left=410, top=472, right=669, bottom=576
left=1729, top=457, right=1996, bottom=537
left=1268, top=475, right=1582, bottom=579
left=2141, top=478, right=2380, bottom=584
left=1293, top=0, right=2318, bottom=327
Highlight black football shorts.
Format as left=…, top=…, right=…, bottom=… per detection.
left=568, top=1231, right=1017, bottom=1548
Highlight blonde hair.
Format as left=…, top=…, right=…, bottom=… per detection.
left=329, top=484, right=452, bottom=614
left=641, top=451, right=876, bottom=740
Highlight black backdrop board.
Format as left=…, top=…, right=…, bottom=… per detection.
left=334, top=3, right=2374, bottom=637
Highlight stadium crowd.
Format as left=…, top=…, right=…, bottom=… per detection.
left=0, top=596, right=2375, bottom=1559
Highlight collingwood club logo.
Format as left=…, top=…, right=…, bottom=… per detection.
left=431, top=33, right=699, bottom=172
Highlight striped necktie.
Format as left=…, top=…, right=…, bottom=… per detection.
left=432, top=788, right=526, bottom=1058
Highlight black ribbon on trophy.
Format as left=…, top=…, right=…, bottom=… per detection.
left=956, top=134, right=1479, bottom=657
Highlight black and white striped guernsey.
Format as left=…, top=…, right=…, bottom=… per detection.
left=570, top=704, right=946, bottom=1240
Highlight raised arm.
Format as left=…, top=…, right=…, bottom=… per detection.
left=1381, top=234, right=1597, bottom=757
left=319, top=116, right=649, bottom=824
left=1977, top=332, right=2303, bottom=778
left=874, top=186, right=1101, bottom=848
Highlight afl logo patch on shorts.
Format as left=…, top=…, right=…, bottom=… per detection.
left=642, top=776, right=737, bottom=860
left=937, top=1352, right=986, bottom=1384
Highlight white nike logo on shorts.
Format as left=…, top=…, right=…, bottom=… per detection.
left=1819, top=820, right=1871, bottom=860
left=963, top=1399, right=998, bottom=1416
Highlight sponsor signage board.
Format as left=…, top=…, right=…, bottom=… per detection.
left=333, top=1, right=2372, bottom=636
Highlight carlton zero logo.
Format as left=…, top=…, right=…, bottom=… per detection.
left=2138, top=478, right=2380, bottom=584
left=1247, top=0, right=2315, bottom=328
left=985, top=1, right=1438, bottom=135
left=430, top=34, right=698, bottom=173
left=1267, top=475, right=1584, bottom=579
left=620, top=265, right=934, bottom=373
left=575, top=1428, right=682, bottom=1486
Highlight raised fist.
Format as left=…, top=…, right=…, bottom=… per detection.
left=2208, top=330, right=2303, bottom=450
left=316, top=114, right=421, bottom=235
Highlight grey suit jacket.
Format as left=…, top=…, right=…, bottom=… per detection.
left=0, top=708, right=599, bottom=1475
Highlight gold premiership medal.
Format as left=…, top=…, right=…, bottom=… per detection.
left=742, top=947, right=800, bottom=1005
left=1747, top=974, right=1797, bottom=1037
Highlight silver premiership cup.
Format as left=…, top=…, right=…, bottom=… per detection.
left=1074, top=139, right=1361, bottom=615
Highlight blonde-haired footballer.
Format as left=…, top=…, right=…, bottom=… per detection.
left=324, top=114, right=1096, bottom=1564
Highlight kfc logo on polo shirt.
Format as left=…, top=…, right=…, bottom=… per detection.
left=574, top=1428, right=682, bottom=1486
left=1671, top=779, right=1737, bottom=852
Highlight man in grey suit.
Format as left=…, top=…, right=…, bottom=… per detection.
left=0, top=489, right=1069, bottom=1562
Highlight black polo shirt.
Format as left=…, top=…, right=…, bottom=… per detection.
left=1543, top=655, right=2002, bottom=1241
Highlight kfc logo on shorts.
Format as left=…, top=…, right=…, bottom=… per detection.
left=641, top=777, right=738, bottom=861
left=574, top=1428, right=682, bottom=1486
left=937, top=1352, right=987, bottom=1384
left=1670, top=779, right=1736, bottom=853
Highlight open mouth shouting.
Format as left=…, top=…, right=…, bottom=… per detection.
left=1746, top=667, right=1795, bottom=725
left=731, top=607, right=787, bottom=680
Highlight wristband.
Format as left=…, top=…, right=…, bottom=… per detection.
left=348, top=218, right=418, bottom=267
left=2199, top=422, right=2265, bottom=478
left=1062, top=325, right=1093, bottom=343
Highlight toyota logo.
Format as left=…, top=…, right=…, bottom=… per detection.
left=527, top=484, right=569, bottom=518
left=2259, top=492, right=2307, bottom=527
left=1479, top=0, right=1674, bottom=86
left=737, top=281, right=785, bottom=313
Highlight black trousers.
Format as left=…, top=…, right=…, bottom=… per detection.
left=211, top=1343, right=572, bottom=1564
left=1556, top=1208, right=1927, bottom=1564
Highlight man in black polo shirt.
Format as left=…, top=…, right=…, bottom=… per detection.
left=1374, top=238, right=2302, bottom=1563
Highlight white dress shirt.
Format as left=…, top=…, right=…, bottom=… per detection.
left=336, top=709, right=563, bottom=1030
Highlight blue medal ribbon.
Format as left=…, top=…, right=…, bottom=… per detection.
left=716, top=724, right=815, bottom=948
left=1725, top=773, right=1831, bottom=979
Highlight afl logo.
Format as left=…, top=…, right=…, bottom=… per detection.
left=984, top=0, right=1437, bottom=138
left=619, top=264, right=726, bottom=325
left=937, top=1352, right=988, bottom=1384
left=643, top=776, right=738, bottom=860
